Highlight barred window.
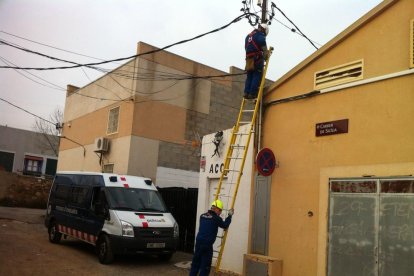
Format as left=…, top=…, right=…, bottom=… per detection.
left=107, top=106, right=120, bottom=134
left=103, top=164, right=114, bottom=173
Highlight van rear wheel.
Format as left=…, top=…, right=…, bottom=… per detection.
left=48, top=222, right=62, bottom=243
left=97, top=234, right=114, bottom=264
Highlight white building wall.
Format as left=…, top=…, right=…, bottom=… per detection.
left=196, top=124, right=253, bottom=274
left=156, top=166, right=199, bottom=188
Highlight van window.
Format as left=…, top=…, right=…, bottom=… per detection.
left=106, top=188, right=167, bottom=212
left=79, top=175, right=105, bottom=187
left=55, top=175, right=74, bottom=186
left=70, top=186, right=90, bottom=207
left=54, top=185, right=71, bottom=205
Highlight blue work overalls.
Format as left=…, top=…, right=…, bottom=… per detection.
left=189, top=210, right=232, bottom=276
left=244, top=29, right=267, bottom=98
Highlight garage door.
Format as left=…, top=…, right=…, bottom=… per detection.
left=328, top=178, right=414, bottom=276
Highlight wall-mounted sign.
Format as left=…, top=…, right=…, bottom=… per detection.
left=256, top=148, right=276, bottom=176
left=316, top=119, right=349, bottom=137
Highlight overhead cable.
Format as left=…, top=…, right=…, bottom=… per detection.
left=270, top=2, right=319, bottom=50
left=0, top=97, right=55, bottom=125
left=0, top=38, right=246, bottom=81
left=0, top=13, right=255, bottom=71
left=0, top=30, right=195, bottom=77
left=0, top=56, right=66, bottom=91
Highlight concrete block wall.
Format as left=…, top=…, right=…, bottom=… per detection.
left=157, top=74, right=246, bottom=172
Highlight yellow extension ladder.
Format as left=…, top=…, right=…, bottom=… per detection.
left=213, top=47, right=274, bottom=273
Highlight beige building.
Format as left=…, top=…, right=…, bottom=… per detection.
left=58, top=42, right=246, bottom=188
left=252, top=0, right=414, bottom=275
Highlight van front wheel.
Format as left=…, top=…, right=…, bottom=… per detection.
left=48, top=222, right=62, bottom=243
left=97, top=234, right=114, bottom=264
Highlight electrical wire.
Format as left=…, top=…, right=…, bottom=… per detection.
left=241, top=0, right=320, bottom=49
left=268, top=16, right=322, bottom=47
left=0, top=13, right=254, bottom=71
left=0, top=97, right=55, bottom=125
left=0, top=37, right=247, bottom=82
left=0, top=56, right=66, bottom=91
left=80, top=67, right=129, bottom=102
left=269, top=2, right=319, bottom=50
left=0, top=30, right=199, bottom=78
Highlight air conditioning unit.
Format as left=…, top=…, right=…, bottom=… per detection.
left=94, top=137, right=109, bottom=152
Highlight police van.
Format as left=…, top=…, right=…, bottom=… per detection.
left=44, top=171, right=178, bottom=264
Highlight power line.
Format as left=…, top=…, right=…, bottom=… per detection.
left=0, top=37, right=247, bottom=82
left=0, top=13, right=254, bottom=71
left=0, top=38, right=104, bottom=71
left=269, top=2, right=319, bottom=50
left=266, top=11, right=322, bottom=47
left=0, top=30, right=193, bottom=77
left=0, top=30, right=105, bottom=62
left=0, top=56, right=66, bottom=91
left=0, top=97, right=55, bottom=125
left=0, top=37, right=208, bottom=82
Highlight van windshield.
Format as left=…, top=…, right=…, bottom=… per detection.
left=105, top=187, right=167, bottom=212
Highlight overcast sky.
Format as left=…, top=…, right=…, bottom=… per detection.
left=0, top=0, right=382, bottom=131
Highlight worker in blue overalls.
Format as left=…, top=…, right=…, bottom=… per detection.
left=244, top=23, right=269, bottom=99
left=189, top=200, right=234, bottom=276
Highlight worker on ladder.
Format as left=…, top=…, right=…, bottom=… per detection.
left=244, top=23, right=269, bottom=99
left=189, top=200, right=234, bottom=276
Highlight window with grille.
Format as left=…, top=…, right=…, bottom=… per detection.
left=315, top=60, right=363, bottom=90
left=103, top=163, right=114, bottom=173
left=26, top=160, right=40, bottom=172
left=107, top=106, right=120, bottom=134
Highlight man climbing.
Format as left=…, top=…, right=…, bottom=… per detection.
left=244, top=23, right=269, bottom=99
left=189, top=200, right=234, bottom=276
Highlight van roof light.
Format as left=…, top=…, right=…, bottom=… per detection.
left=144, top=179, right=152, bottom=185
left=109, top=176, right=118, bottom=182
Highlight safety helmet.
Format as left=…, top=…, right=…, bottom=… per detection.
left=259, top=23, right=269, bottom=35
left=211, top=199, right=224, bottom=210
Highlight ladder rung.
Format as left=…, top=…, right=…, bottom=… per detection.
left=216, top=195, right=233, bottom=198
left=226, top=156, right=242, bottom=160
left=230, top=145, right=245, bottom=149
left=233, top=132, right=250, bottom=135
left=224, top=169, right=240, bottom=172
left=239, top=121, right=251, bottom=124
left=242, top=109, right=254, bottom=113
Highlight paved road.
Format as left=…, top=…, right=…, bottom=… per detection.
left=0, top=207, right=193, bottom=276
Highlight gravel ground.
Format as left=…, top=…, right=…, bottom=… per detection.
left=0, top=207, right=193, bottom=276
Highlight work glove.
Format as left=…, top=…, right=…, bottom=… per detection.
left=228, top=208, right=234, bottom=216
left=264, top=51, right=269, bottom=61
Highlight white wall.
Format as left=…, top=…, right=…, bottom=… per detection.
left=156, top=166, right=199, bottom=188
left=196, top=124, right=253, bottom=274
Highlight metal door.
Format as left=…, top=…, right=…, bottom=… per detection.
left=378, top=179, right=414, bottom=276
left=251, top=174, right=270, bottom=255
left=328, top=178, right=414, bottom=276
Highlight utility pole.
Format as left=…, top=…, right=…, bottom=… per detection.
left=261, top=0, right=268, bottom=23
